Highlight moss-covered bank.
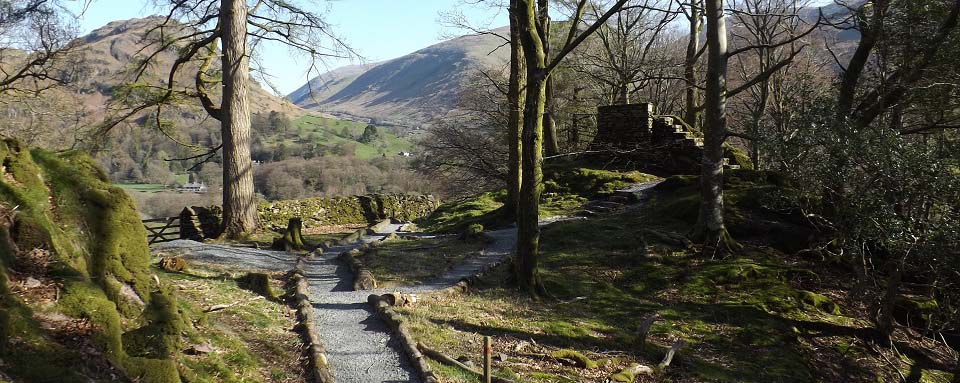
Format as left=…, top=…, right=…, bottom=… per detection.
left=0, top=139, right=182, bottom=382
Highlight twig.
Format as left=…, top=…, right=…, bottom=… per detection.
left=204, top=296, right=263, bottom=312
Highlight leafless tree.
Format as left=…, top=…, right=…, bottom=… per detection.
left=727, top=0, right=813, bottom=168
left=94, top=0, right=352, bottom=238
left=0, top=0, right=84, bottom=96
left=571, top=0, right=680, bottom=105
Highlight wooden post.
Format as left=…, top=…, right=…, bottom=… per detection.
left=483, top=336, right=492, bottom=383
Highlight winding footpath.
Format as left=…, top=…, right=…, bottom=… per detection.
left=151, top=180, right=662, bottom=383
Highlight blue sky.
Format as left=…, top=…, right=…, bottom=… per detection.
left=67, top=0, right=508, bottom=95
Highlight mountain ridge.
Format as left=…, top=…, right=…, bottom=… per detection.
left=288, top=26, right=511, bottom=128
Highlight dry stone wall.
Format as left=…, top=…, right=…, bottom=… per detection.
left=180, top=194, right=439, bottom=241
left=258, top=194, right=440, bottom=230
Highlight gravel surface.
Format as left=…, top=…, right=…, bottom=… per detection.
left=152, top=240, right=298, bottom=272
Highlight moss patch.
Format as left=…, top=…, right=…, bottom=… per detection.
left=544, top=166, right=660, bottom=199
left=417, top=191, right=506, bottom=233
left=392, top=172, right=946, bottom=382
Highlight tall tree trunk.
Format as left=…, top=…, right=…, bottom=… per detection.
left=617, top=77, right=629, bottom=105
left=516, top=73, right=546, bottom=294
left=505, top=0, right=526, bottom=222
left=695, top=0, right=733, bottom=254
left=749, top=79, right=770, bottom=169
left=515, top=0, right=548, bottom=295
left=544, top=78, right=560, bottom=155
left=684, top=0, right=702, bottom=128
left=220, top=0, right=256, bottom=238
left=539, top=0, right=560, bottom=157
left=835, top=0, right=887, bottom=122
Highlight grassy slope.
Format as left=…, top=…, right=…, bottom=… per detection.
left=290, top=114, right=415, bottom=159
left=393, top=170, right=956, bottom=383
left=417, top=168, right=660, bottom=233
left=358, top=236, right=486, bottom=288
left=154, top=258, right=302, bottom=382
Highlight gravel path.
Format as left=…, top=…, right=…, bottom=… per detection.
left=152, top=241, right=298, bottom=272
left=149, top=181, right=663, bottom=383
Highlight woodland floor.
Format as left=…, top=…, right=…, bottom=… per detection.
left=361, top=176, right=960, bottom=383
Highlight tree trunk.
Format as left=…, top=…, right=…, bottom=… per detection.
left=876, top=258, right=904, bottom=346
left=515, top=0, right=548, bottom=295
left=695, top=0, right=733, bottom=255
left=539, top=0, right=560, bottom=157
left=684, top=0, right=702, bottom=129
left=617, top=77, right=629, bottom=105
left=835, top=0, right=886, bottom=121
left=220, top=0, right=256, bottom=239
left=749, top=79, right=769, bottom=170
left=505, top=0, right=526, bottom=223
left=516, top=71, right=546, bottom=295
left=544, top=77, right=560, bottom=156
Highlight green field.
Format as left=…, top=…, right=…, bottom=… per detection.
left=283, top=114, right=415, bottom=160
left=115, top=183, right=169, bottom=191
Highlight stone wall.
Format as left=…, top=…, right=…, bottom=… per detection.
left=179, top=206, right=223, bottom=241
left=258, top=194, right=441, bottom=231
left=592, top=103, right=655, bottom=149
left=179, top=194, right=440, bottom=240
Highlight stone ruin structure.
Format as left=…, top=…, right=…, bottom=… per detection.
left=591, top=103, right=741, bottom=175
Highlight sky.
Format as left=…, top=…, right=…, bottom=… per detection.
left=65, top=0, right=508, bottom=96
left=66, top=0, right=833, bottom=96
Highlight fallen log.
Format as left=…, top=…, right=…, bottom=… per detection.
left=339, top=249, right=378, bottom=290
left=610, top=339, right=684, bottom=382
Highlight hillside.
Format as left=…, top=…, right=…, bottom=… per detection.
left=288, top=1, right=862, bottom=130
left=288, top=26, right=511, bottom=128
left=79, top=16, right=302, bottom=120
left=0, top=17, right=427, bottom=204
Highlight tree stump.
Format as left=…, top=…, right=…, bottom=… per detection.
left=272, top=217, right=306, bottom=251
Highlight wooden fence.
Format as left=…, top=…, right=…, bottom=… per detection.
left=142, top=217, right=180, bottom=244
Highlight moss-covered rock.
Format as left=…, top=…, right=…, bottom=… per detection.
left=0, top=139, right=182, bottom=382
left=544, top=166, right=660, bottom=199
left=550, top=349, right=599, bottom=369
left=798, top=290, right=841, bottom=315
left=892, top=295, right=939, bottom=328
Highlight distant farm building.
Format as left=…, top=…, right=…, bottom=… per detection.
left=178, top=182, right=208, bottom=193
